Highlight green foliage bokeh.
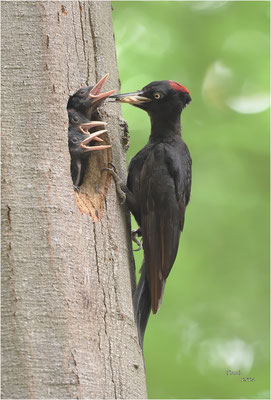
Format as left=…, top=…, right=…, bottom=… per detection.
left=112, top=2, right=270, bottom=398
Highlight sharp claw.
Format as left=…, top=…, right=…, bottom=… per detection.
left=101, top=167, right=119, bottom=181
left=108, top=162, right=117, bottom=172
left=131, top=229, right=143, bottom=251
left=102, top=166, right=126, bottom=204
left=133, top=243, right=142, bottom=252
left=73, top=184, right=81, bottom=192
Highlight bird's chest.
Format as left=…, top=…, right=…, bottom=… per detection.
left=140, top=144, right=175, bottom=189
left=143, top=141, right=179, bottom=173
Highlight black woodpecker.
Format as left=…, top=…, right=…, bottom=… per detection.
left=68, top=109, right=110, bottom=188
left=110, top=80, right=192, bottom=348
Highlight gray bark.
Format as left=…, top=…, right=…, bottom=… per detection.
left=1, top=1, right=147, bottom=398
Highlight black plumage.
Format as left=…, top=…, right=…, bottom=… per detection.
left=111, top=80, right=192, bottom=347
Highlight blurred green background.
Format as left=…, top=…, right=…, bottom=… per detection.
left=112, top=2, right=270, bottom=398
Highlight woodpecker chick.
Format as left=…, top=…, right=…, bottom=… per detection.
left=67, top=73, right=115, bottom=119
left=68, top=109, right=110, bottom=188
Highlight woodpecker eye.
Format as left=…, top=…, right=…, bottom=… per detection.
left=154, top=93, right=161, bottom=99
left=72, top=116, right=79, bottom=123
left=71, top=137, right=78, bottom=144
left=79, top=90, right=85, bottom=97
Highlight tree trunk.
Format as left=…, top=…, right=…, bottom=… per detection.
left=1, top=1, right=147, bottom=398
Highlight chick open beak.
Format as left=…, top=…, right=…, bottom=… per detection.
left=89, top=73, right=116, bottom=104
left=79, top=121, right=106, bottom=141
left=80, top=128, right=111, bottom=152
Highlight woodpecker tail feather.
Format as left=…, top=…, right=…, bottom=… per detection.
left=133, top=261, right=151, bottom=349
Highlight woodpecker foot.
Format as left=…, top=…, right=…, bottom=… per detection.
left=132, top=228, right=142, bottom=251
left=73, top=184, right=81, bottom=192
left=101, top=163, right=126, bottom=204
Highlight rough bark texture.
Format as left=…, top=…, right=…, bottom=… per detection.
left=1, top=1, right=147, bottom=399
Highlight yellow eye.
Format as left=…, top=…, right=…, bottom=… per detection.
left=154, top=93, right=161, bottom=99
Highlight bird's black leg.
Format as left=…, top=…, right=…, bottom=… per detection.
left=102, top=163, right=142, bottom=246
left=104, top=164, right=140, bottom=215
left=102, top=164, right=127, bottom=204
left=132, top=228, right=142, bottom=251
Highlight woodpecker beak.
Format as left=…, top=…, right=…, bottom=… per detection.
left=89, top=73, right=116, bottom=104
left=110, top=91, right=151, bottom=105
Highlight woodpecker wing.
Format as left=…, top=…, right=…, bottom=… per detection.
left=164, top=140, right=192, bottom=231
left=140, top=140, right=191, bottom=314
left=127, top=144, right=152, bottom=226
left=71, top=157, right=88, bottom=187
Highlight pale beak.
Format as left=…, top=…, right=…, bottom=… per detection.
left=89, top=73, right=116, bottom=104
left=80, top=129, right=111, bottom=152
left=110, top=91, right=151, bottom=105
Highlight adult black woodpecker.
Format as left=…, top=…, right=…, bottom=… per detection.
left=68, top=109, right=110, bottom=188
left=110, top=80, right=192, bottom=348
left=67, top=73, right=115, bottom=120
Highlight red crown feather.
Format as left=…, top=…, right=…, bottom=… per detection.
left=169, top=81, right=190, bottom=94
